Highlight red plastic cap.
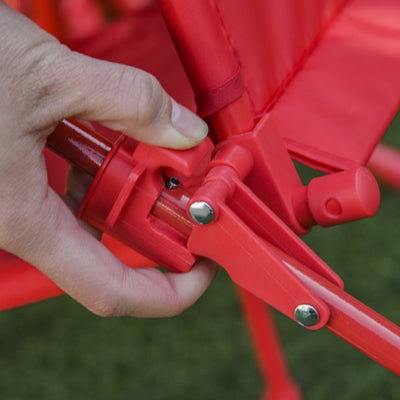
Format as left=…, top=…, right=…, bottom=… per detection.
left=307, top=167, right=380, bottom=227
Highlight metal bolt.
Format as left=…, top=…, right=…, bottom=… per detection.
left=189, top=201, right=214, bottom=224
left=165, top=177, right=180, bottom=190
left=294, top=304, right=319, bottom=327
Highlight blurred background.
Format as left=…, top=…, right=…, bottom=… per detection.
left=0, top=113, right=399, bottom=399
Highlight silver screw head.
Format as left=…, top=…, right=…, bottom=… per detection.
left=294, top=304, right=319, bottom=327
left=189, top=201, right=214, bottom=224
left=165, top=177, right=180, bottom=190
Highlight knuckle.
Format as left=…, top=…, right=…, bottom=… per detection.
left=164, top=308, right=185, bottom=318
left=87, top=297, right=121, bottom=318
left=169, top=303, right=189, bottom=317
left=160, top=292, right=189, bottom=318
left=85, top=272, right=127, bottom=318
left=11, top=40, right=72, bottom=132
left=132, top=71, right=168, bottom=127
left=26, top=44, right=72, bottom=128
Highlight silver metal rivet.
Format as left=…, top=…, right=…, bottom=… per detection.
left=294, top=304, right=319, bottom=327
left=189, top=201, right=214, bottom=224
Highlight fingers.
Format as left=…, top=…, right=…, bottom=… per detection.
left=108, top=259, right=218, bottom=317
left=5, top=188, right=217, bottom=317
left=1, top=3, right=208, bottom=149
left=51, top=52, right=208, bottom=149
left=0, top=3, right=217, bottom=317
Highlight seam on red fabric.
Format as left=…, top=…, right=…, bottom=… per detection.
left=258, top=0, right=351, bottom=119
left=210, top=0, right=257, bottom=115
left=195, top=66, right=244, bottom=117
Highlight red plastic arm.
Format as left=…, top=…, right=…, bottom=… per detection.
left=273, top=244, right=400, bottom=375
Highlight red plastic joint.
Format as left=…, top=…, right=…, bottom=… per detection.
left=78, top=136, right=213, bottom=272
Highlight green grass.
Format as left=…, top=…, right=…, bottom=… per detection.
left=1, top=114, right=400, bottom=399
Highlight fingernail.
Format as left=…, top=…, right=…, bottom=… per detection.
left=171, top=99, right=208, bottom=141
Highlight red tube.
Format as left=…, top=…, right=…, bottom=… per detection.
left=268, top=243, right=400, bottom=376
left=368, top=143, right=400, bottom=189
left=238, top=288, right=301, bottom=400
left=157, top=0, right=239, bottom=94
left=47, top=120, right=112, bottom=177
left=208, top=94, right=255, bottom=141
left=157, top=0, right=255, bottom=139
left=152, top=189, right=194, bottom=238
left=0, top=251, right=63, bottom=311
left=47, top=120, right=193, bottom=236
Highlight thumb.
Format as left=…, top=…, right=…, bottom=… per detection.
left=1, top=3, right=208, bottom=148
left=45, top=50, right=208, bottom=149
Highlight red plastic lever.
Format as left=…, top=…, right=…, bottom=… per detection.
left=187, top=202, right=330, bottom=330
left=274, top=244, right=400, bottom=376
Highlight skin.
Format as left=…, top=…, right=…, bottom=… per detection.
left=0, top=3, right=217, bottom=317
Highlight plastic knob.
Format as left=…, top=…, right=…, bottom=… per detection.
left=305, top=167, right=380, bottom=227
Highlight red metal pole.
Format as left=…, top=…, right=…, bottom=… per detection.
left=157, top=0, right=255, bottom=140
left=238, top=289, right=301, bottom=400
left=271, top=243, right=400, bottom=375
left=47, top=120, right=113, bottom=177
left=368, top=143, right=400, bottom=189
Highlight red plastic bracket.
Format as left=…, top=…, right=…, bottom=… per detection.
left=79, top=136, right=213, bottom=272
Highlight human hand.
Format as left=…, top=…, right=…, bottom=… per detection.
left=0, top=3, right=217, bottom=317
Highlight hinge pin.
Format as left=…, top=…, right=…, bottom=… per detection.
left=294, top=304, right=319, bottom=327
left=189, top=201, right=214, bottom=224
